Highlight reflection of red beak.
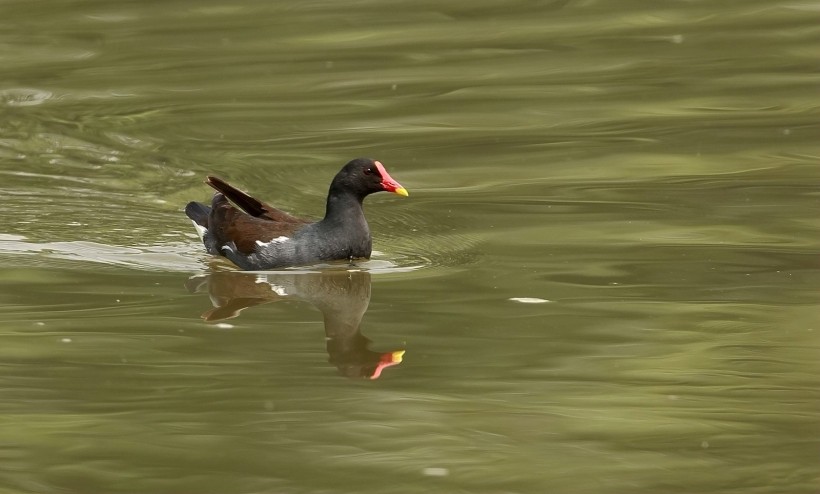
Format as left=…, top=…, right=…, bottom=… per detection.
left=370, top=350, right=405, bottom=380
left=375, top=161, right=408, bottom=197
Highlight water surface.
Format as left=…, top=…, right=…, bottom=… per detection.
left=1, top=0, right=818, bottom=493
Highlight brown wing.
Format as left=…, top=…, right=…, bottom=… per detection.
left=208, top=193, right=310, bottom=254
left=206, top=176, right=305, bottom=223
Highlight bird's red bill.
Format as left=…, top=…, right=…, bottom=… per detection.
left=375, top=161, right=409, bottom=197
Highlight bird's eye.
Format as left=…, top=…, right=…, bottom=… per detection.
left=364, top=167, right=375, bottom=175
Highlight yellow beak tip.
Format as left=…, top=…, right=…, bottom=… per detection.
left=394, top=187, right=409, bottom=197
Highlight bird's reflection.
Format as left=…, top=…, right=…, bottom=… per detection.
left=185, top=269, right=404, bottom=379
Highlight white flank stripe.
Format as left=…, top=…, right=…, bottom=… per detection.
left=256, top=236, right=289, bottom=248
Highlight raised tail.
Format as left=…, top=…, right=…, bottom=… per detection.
left=205, top=176, right=304, bottom=223
left=206, top=176, right=267, bottom=218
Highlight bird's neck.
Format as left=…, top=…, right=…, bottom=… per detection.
left=316, top=189, right=372, bottom=260
left=322, top=190, right=367, bottom=227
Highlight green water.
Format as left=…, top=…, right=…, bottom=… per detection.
left=1, top=0, right=818, bottom=493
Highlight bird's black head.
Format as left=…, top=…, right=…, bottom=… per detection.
left=331, top=158, right=408, bottom=199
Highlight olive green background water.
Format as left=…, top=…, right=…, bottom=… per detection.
left=1, top=1, right=819, bottom=493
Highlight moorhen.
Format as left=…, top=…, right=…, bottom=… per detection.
left=184, top=158, right=408, bottom=270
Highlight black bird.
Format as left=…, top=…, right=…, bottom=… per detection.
left=185, top=158, right=408, bottom=270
